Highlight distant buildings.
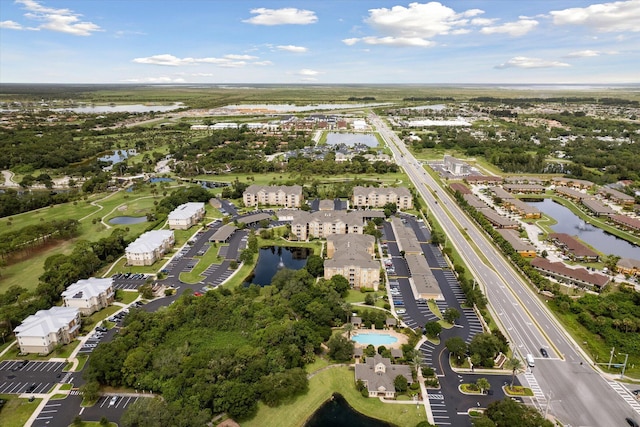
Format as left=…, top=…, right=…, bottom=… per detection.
left=531, top=258, right=609, bottom=290
left=324, top=234, right=379, bottom=290
left=352, top=186, right=413, bottom=210
left=125, top=230, right=175, bottom=266
left=14, top=307, right=81, bottom=355
left=168, top=202, right=205, bottom=230
left=243, top=185, right=303, bottom=208
left=61, top=278, right=115, bottom=316
left=443, top=155, right=470, bottom=176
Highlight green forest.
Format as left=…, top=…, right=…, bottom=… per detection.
left=84, top=268, right=350, bottom=424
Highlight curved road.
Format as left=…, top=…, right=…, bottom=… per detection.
left=370, top=113, right=638, bottom=427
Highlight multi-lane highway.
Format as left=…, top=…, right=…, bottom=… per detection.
left=370, top=113, right=640, bottom=427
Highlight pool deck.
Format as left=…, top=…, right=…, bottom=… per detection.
left=350, top=329, right=408, bottom=349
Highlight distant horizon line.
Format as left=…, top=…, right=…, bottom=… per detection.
left=1, top=82, right=639, bottom=87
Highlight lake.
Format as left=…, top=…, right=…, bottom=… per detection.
left=305, top=393, right=394, bottom=427
left=528, top=198, right=640, bottom=259
left=245, top=246, right=310, bottom=286
left=53, top=103, right=184, bottom=114
left=109, top=216, right=147, bottom=225
left=325, top=132, right=379, bottom=147
left=220, top=103, right=391, bottom=112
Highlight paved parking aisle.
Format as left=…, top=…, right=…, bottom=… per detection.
left=0, top=360, right=66, bottom=394
left=33, top=401, right=63, bottom=425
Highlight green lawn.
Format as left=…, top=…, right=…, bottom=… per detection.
left=242, top=365, right=423, bottom=427
left=80, top=306, right=123, bottom=334
left=0, top=394, right=42, bottom=427
left=1, top=339, right=80, bottom=361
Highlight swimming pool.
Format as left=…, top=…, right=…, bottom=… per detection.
left=351, top=333, right=398, bottom=346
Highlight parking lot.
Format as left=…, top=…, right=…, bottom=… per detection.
left=0, top=361, right=67, bottom=395
left=111, top=273, right=149, bottom=290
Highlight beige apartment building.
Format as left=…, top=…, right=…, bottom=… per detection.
left=125, top=230, right=175, bottom=266
left=352, top=186, right=413, bottom=210
left=61, top=277, right=115, bottom=316
left=284, top=210, right=384, bottom=240
left=243, top=185, right=303, bottom=208
left=14, top=307, right=81, bottom=355
left=324, top=234, right=380, bottom=290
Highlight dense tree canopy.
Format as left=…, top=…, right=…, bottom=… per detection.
left=87, top=270, right=349, bottom=424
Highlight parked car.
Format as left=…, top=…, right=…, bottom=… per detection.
left=109, top=396, right=118, bottom=407
left=27, top=383, right=36, bottom=393
left=396, top=308, right=406, bottom=314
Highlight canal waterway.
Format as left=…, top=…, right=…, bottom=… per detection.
left=528, top=198, right=640, bottom=259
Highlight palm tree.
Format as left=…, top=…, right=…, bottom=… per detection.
left=505, top=357, right=523, bottom=389
left=343, top=322, right=355, bottom=339
left=476, top=377, right=490, bottom=394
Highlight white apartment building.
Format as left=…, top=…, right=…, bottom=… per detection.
left=168, top=202, right=205, bottom=230
left=61, top=277, right=115, bottom=316
left=125, top=230, right=175, bottom=266
left=14, top=307, right=81, bottom=355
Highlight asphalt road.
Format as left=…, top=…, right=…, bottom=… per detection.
left=370, top=113, right=639, bottom=426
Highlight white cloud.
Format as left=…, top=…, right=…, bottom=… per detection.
left=565, top=49, right=619, bottom=57
left=470, top=17, right=497, bottom=26
left=495, top=56, right=571, bottom=69
left=550, top=0, right=640, bottom=32
left=132, top=54, right=265, bottom=67
left=565, top=50, right=601, bottom=57
left=277, top=45, right=308, bottom=53
left=192, top=73, right=214, bottom=77
left=243, top=8, right=317, bottom=25
left=122, top=76, right=187, bottom=83
left=342, top=36, right=435, bottom=47
left=298, top=69, right=322, bottom=76
left=15, top=0, right=102, bottom=36
left=0, top=20, right=25, bottom=30
left=253, top=61, right=273, bottom=66
left=344, top=2, right=486, bottom=48
left=480, top=19, right=539, bottom=36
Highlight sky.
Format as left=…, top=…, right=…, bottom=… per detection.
left=0, top=0, right=639, bottom=84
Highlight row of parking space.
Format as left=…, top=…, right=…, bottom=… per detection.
left=463, top=308, right=485, bottom=343
left=426, top=245, right=449, bottom=269
left=0, top=360, right=65, bottom=373
left=98, top=394, right=139, bottom=409
left=113, top=281, right=145, bottom=290
left=442, top=270, right=467, bottom=304
left=33, top=401, right=62, bottom=426
left=0, top=380, right=54, bottom=394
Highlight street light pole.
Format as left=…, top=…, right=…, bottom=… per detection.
left=608, top=346, right=615, bottom=369
left=620, top=353, right=629, bottom=379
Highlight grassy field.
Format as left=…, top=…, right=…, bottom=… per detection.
left=0, top=394, right=42, bottom=427
left=0, top=185, right=176, bottom=293
left=241, top=365, right=423, bottom=427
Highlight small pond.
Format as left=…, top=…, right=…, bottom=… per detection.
left=245, top=246, right=310, bottom=286
left=149, top=177, right=174, bottom=183
left=325, top=132, right=379, bottom=147
left=109, top=216, right=147, bottom=225
left=99, top=149, right=136, bottom=164
left=528, top=198, right=640, bottom=259
left=305, top=393, right=394, bottom=427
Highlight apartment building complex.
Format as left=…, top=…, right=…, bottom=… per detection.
left=243, top=185, right=303, bottom=208
left=352, top=186, right=413, bottom=210
left=125, top=230, right=175, bottom=266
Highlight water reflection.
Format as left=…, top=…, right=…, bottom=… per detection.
left=305, top=393, right=394, bottom=427
left=245, top=246, right=310, bottom=286
left=528, top=198, right=640, bottom=259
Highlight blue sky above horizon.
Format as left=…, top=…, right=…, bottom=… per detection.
left=1, top=0, right=638, bottom=84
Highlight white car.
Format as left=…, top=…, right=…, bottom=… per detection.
left=396, top=308, right=406, bottom=314
left=109, top=396, right=118, bottom=407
